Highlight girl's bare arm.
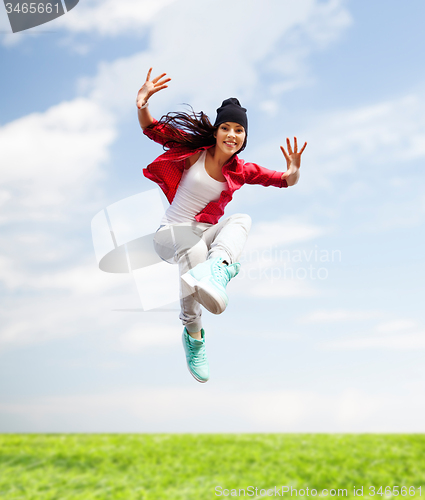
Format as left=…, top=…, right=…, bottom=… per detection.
left=136, top=67, right=171, bottom=130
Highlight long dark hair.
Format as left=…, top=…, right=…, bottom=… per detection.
left=147, top=106, right=247, bottom=153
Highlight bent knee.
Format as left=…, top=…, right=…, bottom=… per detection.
left=232, top=213, right=252, bottom=232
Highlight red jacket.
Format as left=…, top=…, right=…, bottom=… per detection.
left=143, top=119, right=287, bottom=224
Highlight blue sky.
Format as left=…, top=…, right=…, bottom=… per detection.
left=1, top=0, right=425, bottom=432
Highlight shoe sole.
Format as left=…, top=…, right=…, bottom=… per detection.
left=182, top=332, right=209, bottom=383
left=181, top=272, right=227, bottom=315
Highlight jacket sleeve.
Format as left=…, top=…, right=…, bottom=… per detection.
left=143, top=118, right=189, bottom=149
left=243, top=161, right=288, bottom=188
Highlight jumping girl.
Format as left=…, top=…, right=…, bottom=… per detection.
left=137, top=68, right=307, bottom=383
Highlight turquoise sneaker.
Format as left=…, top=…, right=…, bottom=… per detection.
left=182, top=328, right=209, bottom=383
left=181, top=257, right=241, bottom=314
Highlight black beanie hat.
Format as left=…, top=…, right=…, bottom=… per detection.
left=214, top=98, right=248, bottom=134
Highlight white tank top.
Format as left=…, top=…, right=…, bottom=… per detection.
left=161, top=150, right=228, bottom=225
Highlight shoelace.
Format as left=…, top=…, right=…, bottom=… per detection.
left=212, top=261, right=231, bottom=288
left=187, top=339, right=206, bottom=366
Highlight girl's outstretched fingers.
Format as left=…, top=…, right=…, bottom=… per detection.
left=280, top=137, right=307, bottom=177
left=150, top=71, right=171, bottom=94
left=280, top=145, right=290, bottom=163
left=299, top=138, right=307, bottom=154
left=137, top=68, right=171, bottom=108
left=152, top=72, right=167, bottom=84
left=286, top=137, right=293, bottom=155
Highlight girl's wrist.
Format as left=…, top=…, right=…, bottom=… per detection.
left=284, top=168, right=300, bottom=186
left=289, top=169, right=300, bottom=186
left=138, top=99, right=149, bottom=110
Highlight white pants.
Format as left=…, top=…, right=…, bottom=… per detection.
left=153, top=213, right=251, bottom=332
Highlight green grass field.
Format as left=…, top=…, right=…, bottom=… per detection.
left=1, top=434, right=424, bottom=499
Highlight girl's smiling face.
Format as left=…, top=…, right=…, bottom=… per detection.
left=214, top=122, right=246, bottom=155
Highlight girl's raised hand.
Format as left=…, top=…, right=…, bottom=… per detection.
left=136, top=68, right=171, bottom=108
left=280, top=137, right=307, bottom=186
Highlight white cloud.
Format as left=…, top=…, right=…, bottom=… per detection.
left=0, top=249, right=183, bottom=351
left=301, top=309, right=382, bottom=323
left=2, top=0, right=351, bottom=52
left=301, top=93, right=425, bottom=188
left=244, top=90, right=425, bottom=214
left=325, top=332, right=425, bottom=351
left=257, top=88, right=425, bottom=233
left=0, top=98, right=116, bottom=222
left=0, top=389, right=322, bottom=431
left=56, top=0, right=177, bottom=36
left=2, top=385, right=425, bottom=432
left=376, top=320, right=418, bottom=333
left=79, top=0, right=351, bottom=115
left=0, top=255, right=128, bottom=294
left=335, top=389, right=388, bottom=426
left=118, top=323, right=180, bottom=350
left=243, top=219, right=327, bottom=252
left=239, top=275, right=319, bottom=298
left=322, top=317, right=425, bottom=351
left=0, top=229, right=183, bottom=351
left=0, top=0, right=177, bottom=45
left=0, top=97, right=121, bottom=354
left=0, top=277, right=141, bottom=351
